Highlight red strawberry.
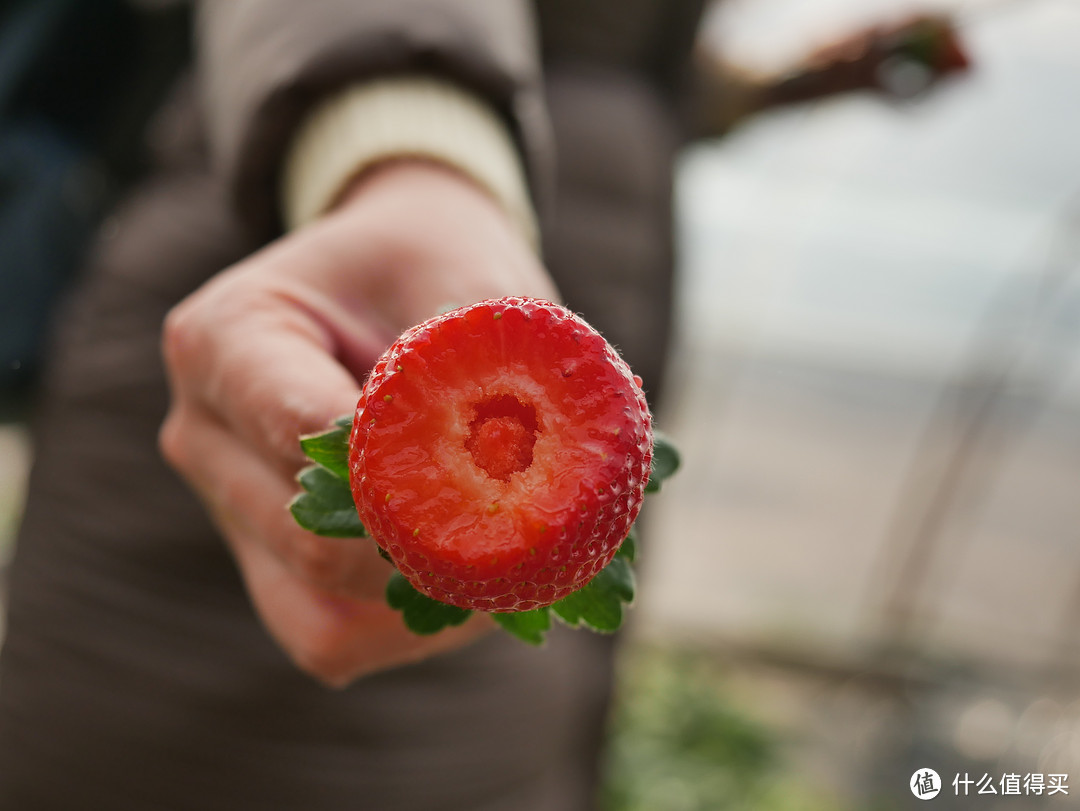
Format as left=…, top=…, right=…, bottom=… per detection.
left=348, top=297, right=652, bottom=612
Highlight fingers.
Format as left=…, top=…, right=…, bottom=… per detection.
left=161, top=402, right=494, bottom=686
left=227, top=525, right=492, bottom=686
left=162, top=272, right=386, bottom=473
left=160, top=402, right=388, bottom=600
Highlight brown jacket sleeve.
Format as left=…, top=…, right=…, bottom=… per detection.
left=195, top=0, right=551, bottom=239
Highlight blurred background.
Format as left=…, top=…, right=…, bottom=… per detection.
left=613, top=0, right=1080, bottom=808
left=2, top=0, right=1079, bottom=808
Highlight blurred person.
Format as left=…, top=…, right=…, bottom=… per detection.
left=0, top=1, right=967, bottom=809
left=0, top=3, right=703, bottom=808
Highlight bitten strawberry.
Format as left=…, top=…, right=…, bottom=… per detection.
left=348, top=297, right=652, bottom=612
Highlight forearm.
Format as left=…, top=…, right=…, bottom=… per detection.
left=196, top=0, right=550, bottom=239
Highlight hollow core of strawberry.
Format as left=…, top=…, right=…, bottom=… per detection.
left=464, top=394, right=539, bottom=481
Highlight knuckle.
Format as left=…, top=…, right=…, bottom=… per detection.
left=296, top=653, right=352, bottom=689
left=158, top=411, right=188, bottom=470
left=291, top=627, right=357, bottom=689
left=160, top=276, right=240, bottom=374
left=161, top=300, right=199, bottom=372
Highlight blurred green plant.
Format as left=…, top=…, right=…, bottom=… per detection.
left=601, top=646, right=863, bottom=811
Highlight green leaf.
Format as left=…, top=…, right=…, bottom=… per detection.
left=289, top=465, right=366, bottom=538
left=551, top=556, right=635, bottom=633
left=646, top=432, right=681, bottom=493
left=616, top=525, right=637, bottom=563
left=297, top=465, right=355, bottom=507
left=386, top=571, right=472, bottom=635
left=492, top=608, right=552, bottom=645
left=298, top=418, right=352, bottom=481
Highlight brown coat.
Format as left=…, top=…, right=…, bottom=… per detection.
left=0, top=2, right=704, bottom=808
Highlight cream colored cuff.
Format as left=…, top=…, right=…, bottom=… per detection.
left=282, top=76, right=538, bottom=248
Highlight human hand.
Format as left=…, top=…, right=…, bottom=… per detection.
left=160, top=161, right=556, bottom=686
